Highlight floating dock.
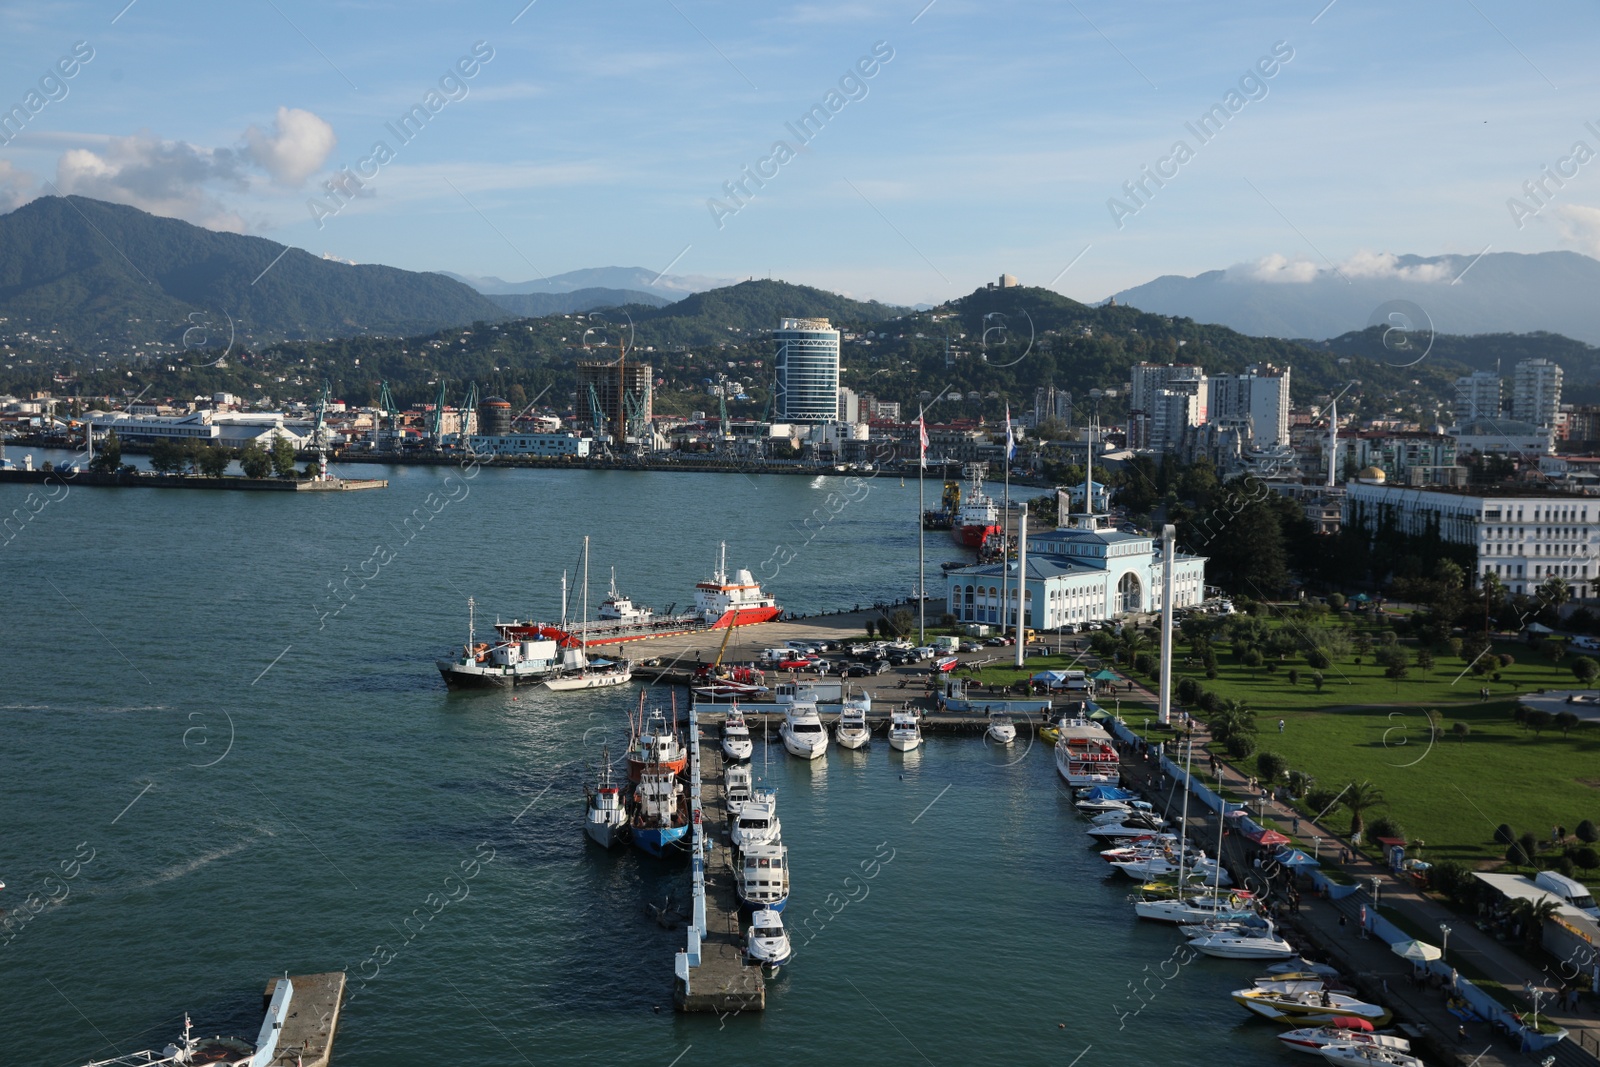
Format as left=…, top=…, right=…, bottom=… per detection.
left=262, top=971, right=345, bottom=1066
left=674, top=716, right=766, bottom=1013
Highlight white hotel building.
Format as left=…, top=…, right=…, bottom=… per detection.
left=1342, top=482, right=1598, bottom=598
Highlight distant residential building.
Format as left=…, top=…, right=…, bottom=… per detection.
left=773, top=317, right=841, bottom=423
left=1512, top=358, right=1563, bottom=429
left=1342, top=482, right=1597, bottom=597
left=838, top=386, right=861, bottom=425
left=1128, top=362, right=1204, bottom=450
left=1207, top=363, right=1290, bottom=448
left=1451, top=417, right=1553, bottom=456
left=1348, top=430, right=1457, bottom=484
left=1454, top=370, right=1502, bottom=423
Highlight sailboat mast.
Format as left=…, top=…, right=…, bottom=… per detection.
left=581, top=535, right=590, bottom=650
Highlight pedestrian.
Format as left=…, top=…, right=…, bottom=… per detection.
left=1559, top=824, right=1567, bottom=843
left=1278, top=718, right=1285, bottom=732
left=1340, top=846, right=1349, bottom=864
left=1553, top=824, right=1561, bottom=845
left=1293, top=815, right=1300, bottom=834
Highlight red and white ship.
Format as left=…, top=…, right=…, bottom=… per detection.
left=694, top=542, right=783, bottom=628
left=951, top=464, right=1001, bottom=548
left=1053, top=718, right=1121, bottom=787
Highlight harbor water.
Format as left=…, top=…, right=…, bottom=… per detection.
left=2, top=461, right=1287, bottom=1065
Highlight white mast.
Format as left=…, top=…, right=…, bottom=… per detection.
left=1326, top=399, right=1339, bottom=488
left=1159, top=525, right=1175, bottom=725
left=560, top=570, right=569, bottom=631
left=1013, top=511, right=1028, bottom=668
left=581, top=536, right=590, bottom=650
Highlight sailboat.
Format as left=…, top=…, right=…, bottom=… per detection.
left=545, top=535, right=634, bottom=691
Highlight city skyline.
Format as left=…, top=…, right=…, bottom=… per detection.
left=2, top=2, right=1598, bottom=307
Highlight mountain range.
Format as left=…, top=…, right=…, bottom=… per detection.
left=1111, top=251, right=1600, bottom=346
left=440, top=266, right=735, bottom=297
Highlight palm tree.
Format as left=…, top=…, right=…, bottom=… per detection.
left=1341, top=780, right=1386, bottom=839
left=1510, top=897, right=1562, bottom=945
left=1209, top=699, right=1256, bottom=744
left=1117, top=627, right=1151, bottom=667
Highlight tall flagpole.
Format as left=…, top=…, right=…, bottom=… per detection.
left=1002, top=408, right=1011, bottom=639
left=917, top=408, right=927, bottom=645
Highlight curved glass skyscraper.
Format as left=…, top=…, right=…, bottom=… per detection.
left=774, top=317, right=840, bottom=423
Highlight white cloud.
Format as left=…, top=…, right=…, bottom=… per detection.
left=0, top=160, right=33, bottom=211
left=1551, top=204, right=1600, bottom=258
left=242, top=107, right=336, bottom=186
left=55, top=133, right=248, bottom=231
left=1231, top=253, right=1320, bottom=283
left=1339, top=249, right=1452, bottom=282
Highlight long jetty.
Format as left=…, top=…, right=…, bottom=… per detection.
left=674, top=715, right=765, bottom=1013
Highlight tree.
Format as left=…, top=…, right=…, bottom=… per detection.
left=1577, top=819, right=1598, bottom=845
left=239, top=442, right=273, bottom=479
left=1311, top=671, right=1325, bottom=692
left=1573, top=656, right=1600, bottom=688
left=196, top=444, right=232, bottom=478
left=1416, top=648, right=1435, bottom=672
left=1510, top=897, right=1562, bottom=944
left=864, top=619, right=877, bottom=638
left=1526, top=710, right=1553, bottom=736
left=1536, top=573, right=1573, bottom=617
left=1572, top=845, right=1599, bottom=874
left=1328, top=593, right=1346, bottom=610
left=1241, top=648, right=1265, bottom=676
left=148, top=439, right=187, bottom=474
left=1506, top=842, right=1533, bottom=870
left=1341, top=780, right=1386, bottom=839
left=271, top=435, right=299, bottom=478
left=1353, top=633, right=1373, bottom=663
left=1256, top=751, right=1288, bottom=783
left=1494, top=823, right=1518, bottom=846
left=1288, top=668, right=1299, bottom=686
left=1452, top=721, right=1470, bottom=740
left=888, top=608, right=913, bottom=638
left=1556, top=711, right=1580, bottom=737
left=88, top=429, right=122, bottom=473
left=1225, top=733, right=1256, bottom=759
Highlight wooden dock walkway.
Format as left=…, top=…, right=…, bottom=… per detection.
left=674, top=721, right=765, bottom=1013
left=261, top=972, right=345, bottom=1067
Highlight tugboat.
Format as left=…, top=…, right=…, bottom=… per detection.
left=694, top=541, right=783, bottom=628
left=436, top=598, right=568, bottom=689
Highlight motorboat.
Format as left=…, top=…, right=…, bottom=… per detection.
left=835, top=695, right=872, bottom=750
left=731, top=790, right=782, bottom=850
left=1076, top=785, right=1141, bottom=814
left=725, top=763, right=753, bottom=816
left=746, top=908, right=793, bottom=974
left=1233, top=982, right=1393, bottom=1026
left=887, top=710, right=922, bottom=752
left=1190, top=928, right=1298, bottom=960
left=721, top=709, right=753, bottom=761
left=1317, top=1044, right=1423, bottom=1067
left=1052, top=717, right=1120, bottom=786
left=1088, top=802, right=1162, bottom=826
left=1086, top=813, right=1168, bottom=840
left=1111, top=853, right=1230, bottom=886
left=631, top=766, right=690, bottom=857
left=1099, top=834, right=1181, bottom=862
left=1266, top=957, right=1343, bottom=980
left=985, top=710, right=1017, bottom=745
left=584, top=754, right=629, bottom=848
left=1278, top=1024, right=1409, bottom=1057
left=780, top=701, right=829, bottom=759
left=627, top=709, right=687, bottom=782
left=736, top=842, right=790, bottom=913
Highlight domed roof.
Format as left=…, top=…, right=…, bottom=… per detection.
left=1358, top=466, right=1387, bottom=483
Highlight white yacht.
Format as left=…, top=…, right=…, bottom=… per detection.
left=731, top=790, right=782, bottom=850
left=835, top=694, right=872, bottom=749
left=887, top=710, right=922, bottom=752
left=736, top=842, right=790, bottom=913
left=780, top=701, right=829, bottom=760
left=721, top=709, right=753, bottom=761
left=1134, top=894, right=1258, bottom=924
left=985, top=710, right=1016, bottom=745
left=746, top=908, right=792, bottom=974
left=1189, top=927, right=1298, bottom=960
left=1278, top=1027, right=1411, bottom=1057
left=1317, top=1046, right=1423, bottom=1067
left=724, top=763, right=753, bottom=816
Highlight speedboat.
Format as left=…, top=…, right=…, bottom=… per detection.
left=1233, top=982, right=1393, bottom=1026
left=1088, top=802, right=1163, bottom=826
left=731, top=790, right=782, bottom=850
left=1318, top=1044, right=1423, bottom=1067
left=725, top=763, right=753, bottom=816
left=780, top=701, right=829, bottom=760
left=1278, top=1025, right=1410, bottom=1056
left=746, top=908, right=792, bottom=975
left=584, top=755, right=629, bottom=848
left=985, top=710, right=1017, bottom=745
left=887, top=710, right=922, bottom=752
left=628, top=710, right=688, bottom=782
left=835, top=695, right=872, bottom=749
left=1086, top=813, right=1168, bottom=840
left=736, top=842, right=790, bottom=913
left=722, top=709, right=753, bottom=761
left=1266, top=958, right=1343, bottom=980
left=1190, top=928, right=1298, bottom=960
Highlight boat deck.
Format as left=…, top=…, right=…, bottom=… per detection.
left=261, top=971, right=344, bottom=1066
left=675, top=735, right=765, bottom=1014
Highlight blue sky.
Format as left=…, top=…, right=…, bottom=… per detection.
left=2, top=0, right=1598, bottom=306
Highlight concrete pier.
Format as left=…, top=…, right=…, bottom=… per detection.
left=261, top=971, right=345, bottom=1067
left=675, top=717, right=766, bottom=1013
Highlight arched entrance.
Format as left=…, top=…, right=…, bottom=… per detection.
left=1117, top=572, right=1142, bottom=615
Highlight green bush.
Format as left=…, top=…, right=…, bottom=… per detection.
left=1368, top=816, right=1406, bottom=842
left=1226, top=733, right=1256, bottom=759
left=1256, top=750, right=1288, bottom=782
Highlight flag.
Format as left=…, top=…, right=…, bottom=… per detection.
left=1004, top=404, right=1015, bottom=461
left=918, top=415, right=928, bottom=469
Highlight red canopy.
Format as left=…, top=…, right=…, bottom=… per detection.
left=1330, top=1016, right=1374, bottom=1032
left=1247, top=827, right=1292, bottom=846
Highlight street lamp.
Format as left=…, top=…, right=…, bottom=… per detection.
left=1370, top=876, right=1382, bottom=907
left=1313, top=836, right=1321, bottom=859
left=1439, top=923, right=1452, bottom=959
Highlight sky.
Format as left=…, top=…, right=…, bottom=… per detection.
left=2, top=0, right=1598, bottom=307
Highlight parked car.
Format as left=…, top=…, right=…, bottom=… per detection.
left=959, top=641, right=981, bottom=653
left=843, top=664, right=873, bottom=677
left=869, top=660, right=890, bottom=675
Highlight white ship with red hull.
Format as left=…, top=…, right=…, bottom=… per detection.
left=694, top=542, right=783, bottom=629
left=951, top=464, right=1001, bottom=548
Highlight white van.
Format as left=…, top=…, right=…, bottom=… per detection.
left=1571, top=635, right=1600, bottom=652
left=1535, top=870, right=1600, bottom=919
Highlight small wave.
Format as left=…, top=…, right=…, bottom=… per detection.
left=126, top=833, right=272, bottom=892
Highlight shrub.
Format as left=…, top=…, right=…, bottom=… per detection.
left=1205, top=666, right=1218, bottom=680
left=1494, top=824, right=1517, bottom=846
left=1177, top=677, right=1201, bottom=704
left=1571, top=845, right=1599, bottom=873
left=1556, top=854, right=1577, bottom=877
left=1416, top=649, right=1435, bottom=671
left=1499, top=653, right=1515, bottom=669
left=1306, top=648, right=1331, bottom=670
left=1225, top=733, right=1256, bottom=759
left=1507, top=842, right=1532, bottom=869
left=1312, top=671, right=1325, bottom=691
left=1328, top=593, right=1346, bottom=609
left=1447, top=637, right=1463, bottom=658
left=1256, top=751, right=1289, bottom=783
left=1519, top=831, right=1540, bottom=861
left=1452, top=721, right=1470, bottom=740
left=1577, top=820, right=1598, bottom=844
left=1368, top=816, right=1406, bottom=842
left=1288, top=668, right=1300, bottom=686
left=1287, top=769, right=1312, bottom=798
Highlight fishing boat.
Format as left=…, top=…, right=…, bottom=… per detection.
left=1053, top=717, right=1120, bottom=786
left=780, top=700, right=829, bottom=760
left=887, top=709, right=922, bottom=752
left=627, top=708, right=687, bottom=782
left=1232, top=980, right=1393, bottom=1026
left=951, top=463, right=1001, bottom=548
left=695, top=541, right=783, bottom=628
left=746, top=908, right=792, bottom=975
left=543, top=536, right=634, bottom=691
left=985, top=710, right=1017, bottom=745
left=1317, top=1045, right=1423, bottom=1067
left=584, top=753, right=629, bottom=848
left=1278, top=1022, right=1410, bottom=1056
left=736, top=842, right=790, bottom=913
left=835, top=694, right=872, bottom=749
left=631, top=766, right=689, bottom=857
left=596, top=568, right=653, bottom=624
left=721, top=708, right=754, bottom=761
left=436, top=597, right=570, bottom=689
left=725, top=763, right=754, bottom=816
left=731, top=790, right=782, bottom=850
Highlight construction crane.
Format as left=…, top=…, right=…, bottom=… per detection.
left=460, top=381, right=479, bottom=445
left=586, top=384, right=607, bottom=440
left=429, top=378, right=448, bottom=450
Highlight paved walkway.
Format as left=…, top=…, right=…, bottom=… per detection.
left=1100, top=656, right=1600, bottom=1066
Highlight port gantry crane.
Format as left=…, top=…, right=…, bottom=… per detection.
left=429, top=378, right=449, bottom=450
left=377, top=381, right=400, bottom=451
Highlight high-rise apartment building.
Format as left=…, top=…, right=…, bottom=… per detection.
left=1512, top=358, right=1563, bottom=429
left=774, top=317, right=841, bottom=423
left=1454, top=370, right=1502, bottom=424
